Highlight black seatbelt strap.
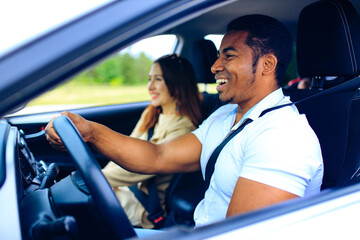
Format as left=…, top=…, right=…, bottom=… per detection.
left=259, top=102, right=293, bottom=117
left=129, top=177, right=165, bottom=228
left=147, top=126, right=154, bottom=140
left=204, top=103, right=293, bottom=191
left=204, top=118, right=253, bottom=190
left=129, top=126, right=166, bottom=228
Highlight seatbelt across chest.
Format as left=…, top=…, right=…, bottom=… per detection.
left=129, top=126, right=166, bottom=228
left=204, top=103, right=293, bottom=191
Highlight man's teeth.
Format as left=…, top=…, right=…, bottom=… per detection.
left=216, top=79, right=228, bottom=85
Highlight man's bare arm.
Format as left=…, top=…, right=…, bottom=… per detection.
left=226, top=177, right=298, bottom=217
left=45, top=111, right=202, bottom=174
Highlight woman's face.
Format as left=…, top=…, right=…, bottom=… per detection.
left=147, top=63, right=176, bottom=114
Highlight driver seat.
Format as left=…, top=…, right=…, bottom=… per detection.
left=294, top=0, right=360, bottom=189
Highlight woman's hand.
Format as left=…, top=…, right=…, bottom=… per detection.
left=45, top=111, right=93, bottom=151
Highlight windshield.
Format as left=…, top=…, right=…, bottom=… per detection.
left=0, top=0, right=113, bottom=57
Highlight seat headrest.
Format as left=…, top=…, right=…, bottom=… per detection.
left=190, top=39, right=218, bottom=84
left=297, top=0, right=360, bottom=78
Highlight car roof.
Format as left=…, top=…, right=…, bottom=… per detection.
left=170, top=0, right=318, bottom=39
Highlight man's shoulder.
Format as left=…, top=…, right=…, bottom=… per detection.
left=251, top=104, right=317, bottom=142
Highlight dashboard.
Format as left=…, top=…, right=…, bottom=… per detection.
left=0, top=122, right=75, bottom=239
left=0, top=121, right=115, bottom=240
left=18, top=130, right=42, bottom=188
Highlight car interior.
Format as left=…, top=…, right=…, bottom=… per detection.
left=1, top=0, right=360, bottom=239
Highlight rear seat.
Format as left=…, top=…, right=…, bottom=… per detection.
left=201, top=92, right=225, bottom=120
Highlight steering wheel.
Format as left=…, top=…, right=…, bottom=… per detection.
left=53, top=115, right=136, bottom=239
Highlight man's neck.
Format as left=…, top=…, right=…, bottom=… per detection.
left=234, top=107, right=247, bottom=126
left=233, top=87, right=281, bottom=126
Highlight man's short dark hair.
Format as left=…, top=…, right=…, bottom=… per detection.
left=227, top=14, right=293, bottom=86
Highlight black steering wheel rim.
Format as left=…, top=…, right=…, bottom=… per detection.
left=53, top=115, right=136, bottom=239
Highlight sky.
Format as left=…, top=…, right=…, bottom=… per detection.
left=0, top=0, right=222, bottom=59
left=0, top=0, right=112, bottom=56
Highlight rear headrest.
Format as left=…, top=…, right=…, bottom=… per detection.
left=190, top=39, right=218, bottom=84
left=297, top=0, right=360, bottom=78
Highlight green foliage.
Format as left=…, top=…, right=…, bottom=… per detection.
left=283, top=45, right=298, bottom=86
left=72, top=52, right=153, bottom=86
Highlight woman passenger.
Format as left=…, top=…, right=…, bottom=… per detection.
left=102, top=54, right=202, bottom=229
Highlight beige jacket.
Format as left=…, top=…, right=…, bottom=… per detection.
left=102, top=112, right=195, bottom=228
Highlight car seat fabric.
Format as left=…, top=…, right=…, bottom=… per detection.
left=163, top=171, right=205, bottom=227
left=190, top=39, right=225, bottom=120
left=295, top=0, right=360, bottom=189
left=339, top=95, right=360, bottom=186
left=191, top=39, right=226, bottom=119
left=283, top=88, right=322, bottom=102
left=296, top=91, right=355, bottom=189
left=297, top=0, right=360, bottom=77
left=190, top=39, right=218, bottom=84
left=284, top=0, right=360, bottom=99
left=201, top=92, right=226, bottom=120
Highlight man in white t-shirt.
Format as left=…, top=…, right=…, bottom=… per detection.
left=192, top=88, right=323, bottom=226
left=46, top=14, right=323, bottom=227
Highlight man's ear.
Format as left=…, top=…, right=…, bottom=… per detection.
left=262, top=54, right=277, bottom=75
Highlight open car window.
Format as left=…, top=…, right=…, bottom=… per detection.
left=8, top=34, right=178, bottom=116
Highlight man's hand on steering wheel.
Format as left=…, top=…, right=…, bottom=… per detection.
left=45, top=111, right=92, bottom=151
left=50, top=115, right=136, bottom=239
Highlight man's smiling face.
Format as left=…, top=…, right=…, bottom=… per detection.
left=211, top=31, right=260, bottom=109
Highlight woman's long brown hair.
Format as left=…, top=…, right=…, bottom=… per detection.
left=138, top=54, right=202, bottom=133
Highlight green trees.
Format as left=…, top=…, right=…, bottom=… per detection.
left=73, top=52, right=153, bottom=86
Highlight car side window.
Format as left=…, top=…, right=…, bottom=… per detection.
left=15, top=35, right=178, bottom=115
